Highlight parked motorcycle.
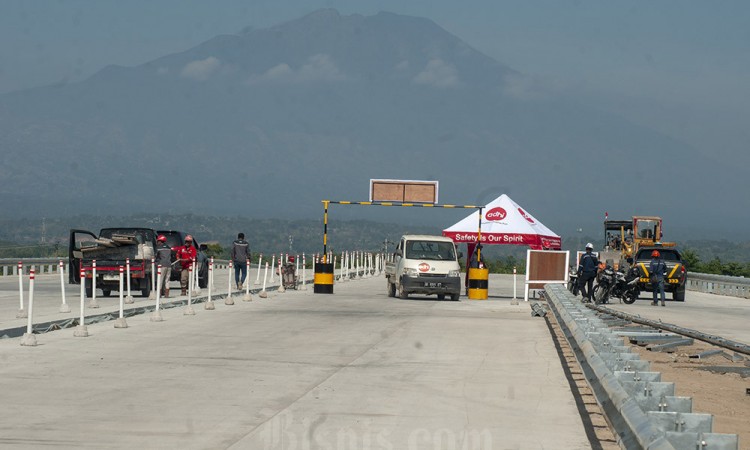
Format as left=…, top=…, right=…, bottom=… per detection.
left=567, top=267, right=579, bottom=296
left=611, top=266, right=641, bottom=304
left=592, top=265, right=616, bottom=304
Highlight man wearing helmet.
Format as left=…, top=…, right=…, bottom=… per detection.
left=649, top=250, right=667, bottom=306
left=155, top=235, right=173, bottom=298
left=175, top=235, right=197, bottom=296
left=577, top=243, right=599, bottom=303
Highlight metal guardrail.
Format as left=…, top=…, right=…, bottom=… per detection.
left=544, top=283, right=739, bottom=449
left=0, top=258, right=62, bottom=275
left=687, top=272, right=750, bottom=298
left=0, top=258, right=236, bottom=276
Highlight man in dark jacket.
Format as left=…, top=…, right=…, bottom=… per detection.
left=577, top=243, right=599, bottom=302
left=649, top=250, right=667, bottom=306
left=231, top=233, right=250, bottom=289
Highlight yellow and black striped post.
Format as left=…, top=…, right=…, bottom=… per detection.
left=467, top=267, right=489, bottom=299
left=468, top=207, right=489, bottom=299
left=315, top=200, right=334, bottom=294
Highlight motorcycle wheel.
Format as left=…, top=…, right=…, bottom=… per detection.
left=622, top=289, right=639, bottom=305
left=593, top=285, right=608, bottom=305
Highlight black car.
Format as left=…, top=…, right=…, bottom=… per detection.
left=156, top=230, right=209, bottom=288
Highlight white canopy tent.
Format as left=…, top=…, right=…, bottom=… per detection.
left=442, top=194, right=561, bottom=250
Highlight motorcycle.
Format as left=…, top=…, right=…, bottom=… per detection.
left=567, top=267, right=579, bottom=296
left=611, top=266, right=641, bottom=304
left=592, top=265, right=616, bottom=304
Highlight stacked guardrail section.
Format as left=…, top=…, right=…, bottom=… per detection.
left=544, top=283, right=739, bottom=450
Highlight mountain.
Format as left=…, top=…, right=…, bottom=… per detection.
left=0, top=9, right=745, bottom=239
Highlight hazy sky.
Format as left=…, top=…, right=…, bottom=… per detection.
left=2, top=0, right=748, bottom=159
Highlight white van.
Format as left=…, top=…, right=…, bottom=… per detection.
left=384, top=235, right=462, bottom=300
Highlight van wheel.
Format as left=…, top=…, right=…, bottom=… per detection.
left=450, top=293, right=460, bottom=301
left=398, top=285, right=408, bottom=299
left=102, top=290, right=111, bottom=297
left=387, top=281, right=396, bottom=297
left=437, top=294, right=445, bottom=300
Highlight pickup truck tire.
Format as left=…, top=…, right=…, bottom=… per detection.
left=102, top=289, right=111, bottom=297
left=141, top=276, right=151, bottom=298
left=450, top=293, right=460, bottom=301
left=85, top=278, right=93, bottom=298
left=387, top=281, right=396, bottom=297
left=437, top=294, right=445, bottom=300
left=673, top=289, right=685, bottom=302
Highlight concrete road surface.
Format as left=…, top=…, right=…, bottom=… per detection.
left=0, top=273, right=590, bottom=449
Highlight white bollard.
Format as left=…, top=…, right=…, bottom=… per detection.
left=21, top=269, right=37, bottom=346
left=151, top=266, right=163, bottom=322
left=254, top=254, right=262, bottom=285
left=225, top=261, right=235, bottom=305
left=88, top=260, right=99, bottom=308
left=74, top=268, right=89, bottom=337
left=243, top=259, right=252, bottom=302
left=16, top=262, right=27, bottom=318
left=125, top=257, right=134, bottom=304
left=205, top=259, right=215, bottom=310
left=269, top=254, right=276, bottom=283
left=295, top=255, right=300, bottom=286
left=259, top=262, right=269, bottom=298
left=511, top=266, right=519, bottom=305
left=192, top=258, right=201, bottom=295
left=185, top=264, right=196, bottom=315
left=301, top=254, right=307, bottom=290
left=148, top=258, right=156, bottom=300
left=58, top=260, right=71, bottom=313
left=114, top=266, right=128, bottom=328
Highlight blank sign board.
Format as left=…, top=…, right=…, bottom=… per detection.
left=369, top=179, right=439, bottom=203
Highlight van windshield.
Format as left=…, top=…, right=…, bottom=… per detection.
left=405, top=241, right=456, bottom=261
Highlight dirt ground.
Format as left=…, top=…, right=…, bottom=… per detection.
left=630, top=341, right=749, bottom=448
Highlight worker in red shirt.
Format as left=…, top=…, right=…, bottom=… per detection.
left=175, top=235, right=197, bottom=296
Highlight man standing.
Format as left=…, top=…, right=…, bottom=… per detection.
left=155, top=235, right=173, bottom=298
left=649, top=250, right=667, bottom=306
left=231, top=233, right=250, bottom=290
left=175, top=235, right=197, bottom=296
left=577, top=243, right=599, bottom=303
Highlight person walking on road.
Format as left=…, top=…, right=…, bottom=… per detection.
left=231, top=233, right=250, bottom=290
left=577, top=243, right=599, bottom=303
left=175, top=235, right=197, bottom=296
left=155, top=235, right=173, bottom=298
left=649, top=250, right=667, bottom=306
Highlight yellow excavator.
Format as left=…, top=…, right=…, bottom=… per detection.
left=600, top=216, right=676, bottom=268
